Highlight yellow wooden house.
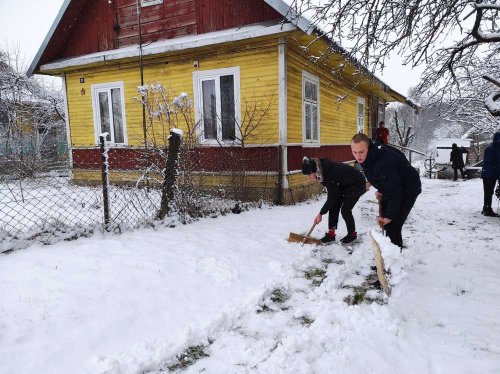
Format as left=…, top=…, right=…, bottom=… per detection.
left=28, top=0, right=408, bottom=203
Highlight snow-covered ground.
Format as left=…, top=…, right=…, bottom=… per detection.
left=1, top=179, right=499, bottom=374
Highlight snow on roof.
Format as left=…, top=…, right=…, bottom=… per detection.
left=39, top=21, right=297, bottom=73
left=435, top=138, right=472, bottom=148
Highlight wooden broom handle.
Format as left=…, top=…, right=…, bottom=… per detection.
left=377, top=195, right=385, bottom=233
left=305, top=222, right=317, bottom=238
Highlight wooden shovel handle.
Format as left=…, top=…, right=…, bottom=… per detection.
left=377, top=196, right=385, bottom=234
left=302, top=222, right=318, bottom=246
left=305, top=222, right=317, bottom=238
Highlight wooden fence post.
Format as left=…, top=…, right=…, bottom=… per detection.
left=157, top=129, right=182, bottom=220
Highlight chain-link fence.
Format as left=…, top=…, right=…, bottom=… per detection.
left=0, top=134, right=277, bottom=253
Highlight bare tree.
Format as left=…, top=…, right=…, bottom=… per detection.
left=288, top=1, right=500, bottom=119
left=387, top=107, right=415, bottom=148
left=0, top=44, right=66, bottom=178
left=214, top=94, right=276, bottom=200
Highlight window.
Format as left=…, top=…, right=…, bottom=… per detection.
left=193, top=67, right=240, bottom=143
left=357, top=97, right=365, bottom=133
left=378, top=101, right=385, bottom=124
left=141, top=0, right=163, bottom=7
left=92, top=82, right=127, bottom=145
left=302, top=71, right=320, bottom=143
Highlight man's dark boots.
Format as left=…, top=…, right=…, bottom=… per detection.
left=340, top=231, right=357, bottom=244
left=482, top=206, right=500, bottom=217
left=321, top=229, right=336, bottom=244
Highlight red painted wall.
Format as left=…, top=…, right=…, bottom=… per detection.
left=196, top=0, right=281, bottom=34
left=36, top=0, right=282, bottom=70
left=72, top=146, right=280, bottom=172
left=72, top=145, right=353, bottom=173
left=287, top=145, right=354, bottom=172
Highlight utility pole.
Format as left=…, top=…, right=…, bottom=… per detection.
left=137, top=0, right=148, bottom=150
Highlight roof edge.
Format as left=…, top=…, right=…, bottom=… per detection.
left=264, top=0, right=313, bottom=34
left=39, top=22, right=297, bottom=73
left=26, top=0, right=72, bottom=77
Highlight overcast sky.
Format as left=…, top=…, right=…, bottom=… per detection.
left=0, top=0, right=423, bottom=95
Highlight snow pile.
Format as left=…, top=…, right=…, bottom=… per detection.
left=370, top=229, right=406, bottom=286
left=1, top=179, right=500, bottom=374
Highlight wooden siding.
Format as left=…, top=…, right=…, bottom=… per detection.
left=286, top=47, right=368, bottom=145
left=37, top=0, right=115, bottom=66
left=287, top=145, right=354, bottom=172
left=72, top=147, right=279, bottom=172
left=65, top=39, right=281, bottom=148
left=36, top=0, right=283, bottom=71
left=115, top=0, right=198, bottom=47
left=196, top=0, right=281, bottom=34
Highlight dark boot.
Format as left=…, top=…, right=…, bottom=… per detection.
left=340, top=231, right=357, bottom=244
left=482, top=206, right=500, bottom=217
left=321, top=229, right=336, bottom=244
left=320, top=233, right=336, bottom=244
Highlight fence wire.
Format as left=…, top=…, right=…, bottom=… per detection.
left=0, top=142, right=275, bottom=253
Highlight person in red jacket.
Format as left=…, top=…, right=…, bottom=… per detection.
left=375, top=121, right=389, bottom=144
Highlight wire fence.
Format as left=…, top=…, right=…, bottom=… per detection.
left=0, top=136, right=277, bottom=253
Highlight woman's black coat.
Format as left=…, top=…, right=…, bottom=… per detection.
left=318, top=158, right=366, bottom=215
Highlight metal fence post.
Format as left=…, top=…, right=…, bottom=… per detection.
left=99, top=134, right=110, bottom=229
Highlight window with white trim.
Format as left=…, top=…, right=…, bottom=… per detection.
left=193, top=67, right=240, bottom=143
left=378, top=101, right=385, bottom=124
left=302, top=72, right=320, bottom=143
left=91, top=82, right=127, bottom=144
left=357, top=97, right=365, bottom=133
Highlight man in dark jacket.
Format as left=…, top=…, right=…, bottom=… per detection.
left=351, top=133, right=421, bottom=248
left=450, top=143, right=468, bottom=181
left=302, top=157, right=367, bottom=244
left=481, top=132, right=500, bottom=217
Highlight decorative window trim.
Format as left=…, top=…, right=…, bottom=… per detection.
left=357, top=96, right=366, bottom=134
left=378, top=101, right=385, bottom=125
left=193, top=66, right=241, bottom=145
left=302, top=71, right=320, bottom=144
left=141, top=0, right=163, bottom=7
left=91, top=81, right=128, bottom=146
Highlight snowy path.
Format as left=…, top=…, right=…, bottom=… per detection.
left=1, top=179, right=499, bottom=374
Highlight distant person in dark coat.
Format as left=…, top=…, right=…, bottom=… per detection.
left=481, top=131, right=500, bottom=217
left=302, top=157, right=367, bottom=244
left=450, top=143, right=468, bottom=181
left=351, top=133, right=421, bottom=249
left=375, top=121, right=389, bottom=145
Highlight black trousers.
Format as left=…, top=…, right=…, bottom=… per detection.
left=383, top=193, right=419, bottom=248
left=327, top=193, right=364, bottom=233
left=453, top=167, right=465, bottom=180
left=483, top=178, right=497, bottom=208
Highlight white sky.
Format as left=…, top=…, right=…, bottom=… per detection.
left=0, top=0, right=422, bottom=95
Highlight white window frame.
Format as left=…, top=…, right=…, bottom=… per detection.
left=91, top=81, right=128, bottom=145
left=302, top=71, right=320, bottom=144
left=141, top=0, right=163, bottom=7
left=193, top=67, right=241, bottom=145
left=378, top=101, right=385, bottom=125
left=357, top=96, right=365, bottom=134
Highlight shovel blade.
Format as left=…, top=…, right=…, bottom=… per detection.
left=288, top=232, right=322, bottom=246
left=369, top=231, right=392, bottom=296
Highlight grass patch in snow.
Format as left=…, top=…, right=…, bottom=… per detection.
left=344, top=286, right=368, bottom=305
left=296, top=315, right=314, bottom=327
left=256, top=288, right=289, bottom=313
left=163, top=344, right=210, bottom=372
left=270, top=288, right=289, bottom=304
left=304, top=267, right=327, bottom=287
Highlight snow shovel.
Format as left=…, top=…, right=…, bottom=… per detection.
left=370, top=197, right=391, bottom=296
left=288, top=222, right=322, bottom=246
